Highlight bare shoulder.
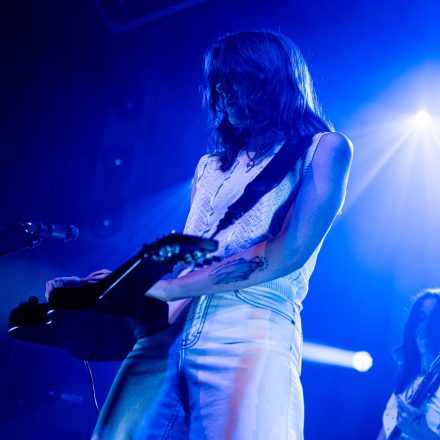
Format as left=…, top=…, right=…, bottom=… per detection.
left=315, top=132, right=353, bottom=165
left=307, top=132, right=353, bottom=193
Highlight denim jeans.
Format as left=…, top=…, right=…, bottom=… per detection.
left=92, top=287, right=304, bottom=440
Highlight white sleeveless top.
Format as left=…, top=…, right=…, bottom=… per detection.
left=183, top=132, right=327, bottom=310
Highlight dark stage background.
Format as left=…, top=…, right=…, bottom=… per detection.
left=1, top=0, right=439, bottom=438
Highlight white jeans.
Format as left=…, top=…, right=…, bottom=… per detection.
left=92, top=287, right=304, bottom=440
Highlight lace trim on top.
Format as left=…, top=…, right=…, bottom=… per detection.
left=184, top=133, right=327, bottom=305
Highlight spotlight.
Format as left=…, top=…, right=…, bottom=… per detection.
left=302, top=342, right=373, bottom=372
left=352, top=351, right=373, bottom=372
left=411, top=110, right=432, bottom=129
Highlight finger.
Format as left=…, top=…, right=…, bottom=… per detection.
left=45, top=278, right=64, bottom=292
left=78, top=277, right=101, bottom=284
left=45, top=276, right=85, bottom=301
left=397, top=396, right=412, bottom=411
left=397, top=400, right=406, bottom=412
left=87, top=269, right=111, bottom=277
left=45, top=280, right=54, bottom=293
left=398, top=398, right=421, bottom=418
left=56, top=276, right=82, bottom=287
left=45, top=280, right=56, bottom=299
left=83, top=273, right=111, bottom=283
left=397, top=404, right=412, bottom=419
left=397, top=407, right=407, bottom=419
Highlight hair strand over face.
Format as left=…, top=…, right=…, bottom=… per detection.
left=202, top=30, right=332, bottom=171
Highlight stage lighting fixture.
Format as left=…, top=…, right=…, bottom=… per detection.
left=411, top=109, right=432, bottom=129
left=352, top=351, right=374, bottom=372
left=302, top=342, right=373, bottom=372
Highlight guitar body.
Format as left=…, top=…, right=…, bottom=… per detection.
left=8, top=233, right=218, bottom=361
left=9, top=305, right=162, bottom=362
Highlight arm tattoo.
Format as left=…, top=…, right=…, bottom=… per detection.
left=209, top=256, right=268, bottom=285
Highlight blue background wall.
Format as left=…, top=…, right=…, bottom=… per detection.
left=1, top=0, right=439, bottom=438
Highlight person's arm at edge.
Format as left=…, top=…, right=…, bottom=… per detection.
left=190, top=159, right=199, bottom=206
left=148, top=132, right=353, bottom=302
left=376, top=428, right=386, bottom=440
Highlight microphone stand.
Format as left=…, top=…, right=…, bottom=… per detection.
left=0, top=224, right=43, bottom=256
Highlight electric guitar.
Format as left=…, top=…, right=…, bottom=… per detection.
left=8, top=233, right=218, bottom=362
left=388, top=352, right=440, bottom=439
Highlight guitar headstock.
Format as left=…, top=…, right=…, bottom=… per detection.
left=142, top=232, right=218, bottom=266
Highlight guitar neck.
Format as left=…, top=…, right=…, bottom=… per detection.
left=47, top=245, right=174, bottom=316
left=96, top=247, right=162, bottom=299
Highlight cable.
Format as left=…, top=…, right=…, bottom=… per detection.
left=83, top=360, right=101, bottom=415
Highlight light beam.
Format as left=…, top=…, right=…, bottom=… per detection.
left=303, top=342, right=373, bottom=372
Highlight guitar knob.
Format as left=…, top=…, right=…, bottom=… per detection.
left=28, top=296, right=39, bottom=305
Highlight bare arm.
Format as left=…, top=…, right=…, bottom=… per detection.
left=148, top=132, right=353, bottom=302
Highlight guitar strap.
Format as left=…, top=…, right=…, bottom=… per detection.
left=210, top=134, right=313, bottom=239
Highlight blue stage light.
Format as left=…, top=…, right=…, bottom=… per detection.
left=411, top=109, right=432, bottom=129
left=352, top=351, right=374, bottom=372
left=302, top=342, right=373, bottom=372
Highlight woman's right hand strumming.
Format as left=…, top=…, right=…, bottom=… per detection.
left=45, top=269, right=112, bottom=301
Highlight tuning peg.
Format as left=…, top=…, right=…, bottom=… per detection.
left=191, top=250, right=204, bottom=259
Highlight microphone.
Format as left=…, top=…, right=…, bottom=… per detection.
left=19, top=222, right=79, bottom=242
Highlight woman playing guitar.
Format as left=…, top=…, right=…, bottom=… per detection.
left=377, top=289, right=440, bottom=440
